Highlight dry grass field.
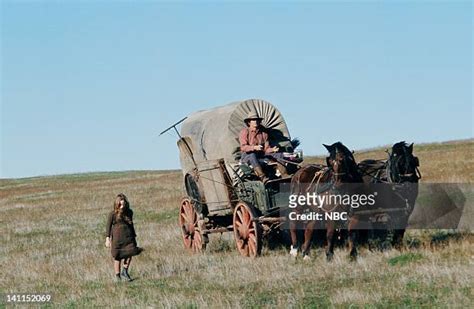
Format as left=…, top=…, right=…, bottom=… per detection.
left=1, top=140, right=473, bottom=307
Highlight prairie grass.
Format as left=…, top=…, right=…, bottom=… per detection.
left=0, top=141, right=473, bottom=307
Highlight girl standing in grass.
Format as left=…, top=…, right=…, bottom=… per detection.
left=105, top=193, right=143, bottom=282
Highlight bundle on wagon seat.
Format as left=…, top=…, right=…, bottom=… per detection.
left=161, top=99, right=303, bottom=257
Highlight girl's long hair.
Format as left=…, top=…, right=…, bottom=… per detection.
left=114, top=193, right=132, bottom=224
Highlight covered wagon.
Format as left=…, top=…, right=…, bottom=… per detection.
left=173, top=99, right=302, bottom=257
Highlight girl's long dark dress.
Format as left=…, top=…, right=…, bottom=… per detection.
left=105, top=209, right=142, bottom=260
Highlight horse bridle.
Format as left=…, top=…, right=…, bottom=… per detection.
left=331, top=153, right=355, bottom=182
left=388, top=152, right=421, bottom=182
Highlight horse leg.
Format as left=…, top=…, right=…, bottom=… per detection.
left=289, top=218, right=299, bottom=257
left=326, top=220, right=335, bottom=261
left=348, top=216, right=359, bottom=261
left=392, top=229, right=405, bottom=250
left=301, top=219, right=316, bottom=260
left=395, top=211, right=410, bottom=249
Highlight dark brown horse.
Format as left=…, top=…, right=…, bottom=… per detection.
left=289, top=142, right=364, bottom=261
left=358, top=141, right=420, bottom=247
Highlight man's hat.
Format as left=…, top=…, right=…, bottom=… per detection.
left=244, top=111, right=263, bottom=122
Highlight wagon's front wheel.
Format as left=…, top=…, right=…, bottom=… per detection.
left=179, top=197, right=206, bottom=253
left=233, top=201, right=262, bottom=257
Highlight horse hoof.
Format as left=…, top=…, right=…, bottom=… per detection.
left=326, top=253, right=334, bottom=262
left=289, top=246, right=298, bottom=258
left=349, top=251, right=358, bottom=261
left=303, top=254, right=311, bottom=261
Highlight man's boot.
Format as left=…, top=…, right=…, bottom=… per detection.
left=254, top=166, right=269, bottom=183
left=276, top=162, right=289, bottom=178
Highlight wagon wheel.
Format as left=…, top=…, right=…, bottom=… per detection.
left=179, top=197, right=206, bottom=253
left=233, top=201, right=262, bottom=257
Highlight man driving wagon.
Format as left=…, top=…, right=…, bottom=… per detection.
left=239, top=112, right=289, bottom=182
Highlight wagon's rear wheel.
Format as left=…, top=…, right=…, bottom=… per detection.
left=233, top=201, right=262, bottom=257
left=179, top=197, right=206, bottom=253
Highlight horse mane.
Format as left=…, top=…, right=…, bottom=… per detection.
left=392, top=141, right=408, bottom=156
left=331, top=142, right=354, bottom=158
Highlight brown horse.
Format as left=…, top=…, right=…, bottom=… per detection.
left=289, top=142, right=364, bottom=261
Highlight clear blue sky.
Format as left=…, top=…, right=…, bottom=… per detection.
left=1, top=1, right=472, bottom=179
